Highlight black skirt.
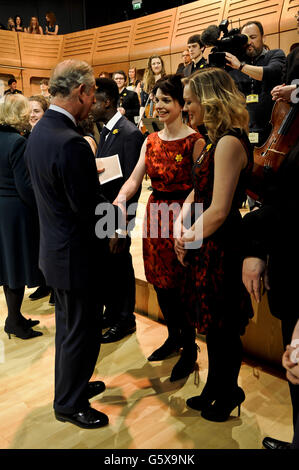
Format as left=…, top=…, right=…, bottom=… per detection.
left=0, top=196, right=42, bottom=289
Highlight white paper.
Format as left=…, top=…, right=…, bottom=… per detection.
left=96, top=154, right=123, bottom=184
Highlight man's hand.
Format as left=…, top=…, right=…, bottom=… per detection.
left=225, top=52, right=241, bottom=70
left=117, top=107, right=126, bottom=115
left=271, top=84, right=296, bottom=102
left=242, top=257, right=270, bottom=303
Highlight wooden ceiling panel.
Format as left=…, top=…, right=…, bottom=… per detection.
left=19, top=34, right=63, bottom=69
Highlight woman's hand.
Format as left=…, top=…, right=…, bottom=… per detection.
left=174, top=238, right=188, bottom=267
left=242, top=257, right=270, bottom=303
left=271, top=84, right=295, bottom=102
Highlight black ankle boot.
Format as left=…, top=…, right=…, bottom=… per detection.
left=201, top=386, right=245, bottom=422
left=169, top=343, right=198, bottom=382
left=147, top=337, right=180, bottom=361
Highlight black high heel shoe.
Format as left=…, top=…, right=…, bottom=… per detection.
left=147, top=337, right=181, bottom=361
left=201, top=386, right=245, bottom=422
left=186, top=386, right=216, bottom=411
left=169, top=343, right=199, bottom=382
left=21, top=317, right=40, bottom=328
left=4, top=322, right=43, bottom=340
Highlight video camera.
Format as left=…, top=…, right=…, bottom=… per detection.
left=201, top=19, right=248, bottom=68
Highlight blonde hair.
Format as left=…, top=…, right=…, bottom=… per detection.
left=0, top=94, right=31, bottom=132
left=143, top=55, right=166, bottom=94
left=183, top=67, right=249, bottom=143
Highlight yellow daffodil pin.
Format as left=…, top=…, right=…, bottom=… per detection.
left=175, top=154, right=183, bottom=162
left=112, top=129, right=119, bottom=135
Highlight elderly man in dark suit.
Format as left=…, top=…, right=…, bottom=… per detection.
left=25, top=59, right=119, bottom=429
left=92, top=78, right=144, bottom=343
left=113, top=70, right=140, bottom=124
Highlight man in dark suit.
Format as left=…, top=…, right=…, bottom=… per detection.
left=183, top=34, right=207, bottom=77
left=4, top=78, right=23, bottom=96
left=113, top=70, right=140, bottom=124
left=176, top=50, right=192, bottom=74
left=25, top=60, right=118, bottom=429
left=92, top=78, right=144, bottom=343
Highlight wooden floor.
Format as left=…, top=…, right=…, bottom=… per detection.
left=0, top=180, right=293, bottom=450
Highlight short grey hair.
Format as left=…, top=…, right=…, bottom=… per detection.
left=49, top=60, right=95, bottom=98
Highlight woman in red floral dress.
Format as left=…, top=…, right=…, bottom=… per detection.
left=175, top=68, right=254, bottom=421
left=114, top=74, right=205, bottom=381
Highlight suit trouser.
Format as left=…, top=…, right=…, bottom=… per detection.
left=53, top=287, right=103, bottom=414
left=104, top=237, right=135, bottom=325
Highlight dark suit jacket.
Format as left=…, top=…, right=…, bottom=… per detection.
left=118, top=88, right=140, bottom=124
left=25, top=109, right=114, bottom=290
left=96, top=115, right=144, bottom=211
left=183, top=57, right=207, bottom=77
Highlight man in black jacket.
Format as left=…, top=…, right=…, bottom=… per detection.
left=113, top=70, right=140, bottom=124
left=93, top=78, right=144, bottom=343
left=183, top=34, right=207, bottom=77
left=25, top=59, right=119, bottom=429
left=227, top=21, right=286, bottom=148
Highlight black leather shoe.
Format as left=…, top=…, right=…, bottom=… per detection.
left=102, top=314, right=112, bottom=329
left=29, top=286, right=51, bottom=300
left=101, top=322, right=136, bottom=343
left=55, top=407, right=109, bottom=429
left=262, top=436, right=291, bottom=450
left=87, top=381, right=106, bottom=399
left=170, top=344, right=198, bottom=382
left=147, top=337, right=180, bottom=361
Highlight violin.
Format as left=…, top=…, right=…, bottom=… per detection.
left=247, top=100, right=299, bottom=202
left=138, top=94, right=156, bottom=135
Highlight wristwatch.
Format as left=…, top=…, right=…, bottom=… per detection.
left=239, top=61, right=246, bottom=71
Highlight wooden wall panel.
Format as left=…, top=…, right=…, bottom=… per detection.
left=21, top=69, right=51, bottom=97
left=130, top=9, right=177, bottom=61
left=280, top=0, right=299, bottom=31
left=223, top=0, right=284, bottom=34
left=171, top=0, right=226, bottom=54
left=92, top=63, right=130, bottom=78
left=0, top=31, right=21, bottom=68
left=92, top=20, right=135, bottom=66
left=18, top=34, right=63, bottom=70
left=61, top=29, right=97, bottom=64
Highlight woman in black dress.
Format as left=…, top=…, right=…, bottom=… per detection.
left=175, top=68, right=253, bottom=421
left=0, top=95, right=43, bottom=339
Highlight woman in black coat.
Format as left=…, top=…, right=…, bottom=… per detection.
left=0, top=94, right=43, bottom=339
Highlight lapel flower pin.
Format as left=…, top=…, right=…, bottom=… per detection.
left=206, top=143, right=212, bottom=151
left=175, top=154, right=183, bottom=162
left=112, top=129, right=119, bottom=135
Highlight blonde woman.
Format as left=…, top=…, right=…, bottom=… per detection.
left=0, top=95, right=43, bottom=339
left=175, top=68, right=253, bottom=421
left=26, top=16, right=43, bottom=34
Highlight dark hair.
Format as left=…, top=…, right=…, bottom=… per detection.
left=77, top=116, right=95, bottom=136
left=187, top=34, right=203, bottom=48
left=242, top=21, right=264, bottom=36
left=40, top=79, right=49, bottom=86
left=46, top=11, right=56, bottom=25
left=14, top=15, right=23, bottom=26
left=152, top=74, right=185, bottom=107
left=8, top=78, right=17, bottom=86
left=95, top=78, right=119, bottom=107
left=112, top=70, right=127, bottom=82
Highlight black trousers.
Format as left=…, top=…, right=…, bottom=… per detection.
left=104, top=237, right=136, bottom=325
left=53, top=287, right=103, bottom=414
left=154, top=286, right=196, bottom=348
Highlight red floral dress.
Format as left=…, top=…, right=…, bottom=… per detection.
left=143, top=132, right=202, bottom=289
left=183, top=129, right=254, bottom=334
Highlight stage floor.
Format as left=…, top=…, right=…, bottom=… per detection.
left=0, top=181, right=293, bottom=449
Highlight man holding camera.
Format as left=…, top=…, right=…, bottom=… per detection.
left=226, top=21, right=286, bottom=147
